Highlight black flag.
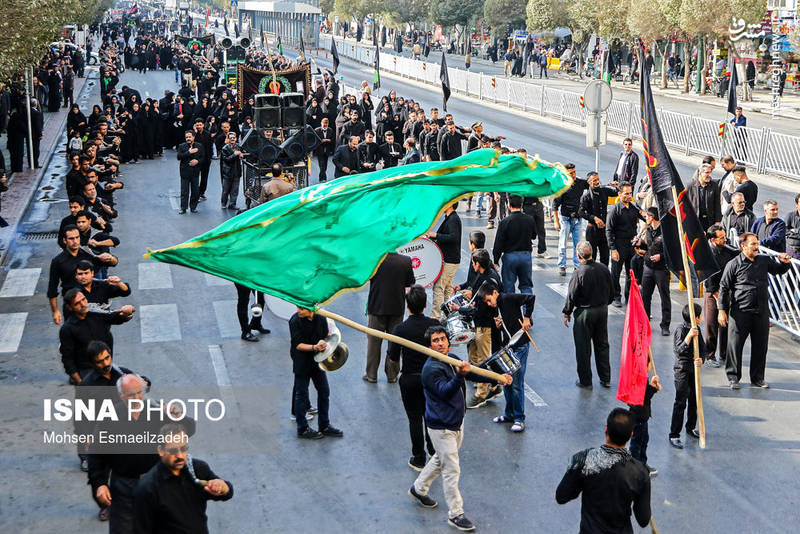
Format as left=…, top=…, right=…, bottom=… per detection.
left=331, top=38, right=340, bottom=74
left=299, top=33, right=306, bottom=62
left=465, top=36, right=472, bottom=69
left=373, top=45, right=380, bottom=90
left=440, top=52, right=451, bottom=112
left=726, top=63, right=739, bottom=118
left=234, top=23, right=239, bottom=38
left=640, top=53, right=719, bottom=282
left=225, top=20, right=230, bottom=37
left=372, top=23, right=378, bottom=48
left=381, top=26, right=386, bottom=48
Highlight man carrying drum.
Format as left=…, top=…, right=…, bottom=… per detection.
left=476, top=285, right=535, bottom=433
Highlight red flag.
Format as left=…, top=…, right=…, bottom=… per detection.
left=616, top=270, right=651, bottom=406
left=205, top=8, right=210, bottom=28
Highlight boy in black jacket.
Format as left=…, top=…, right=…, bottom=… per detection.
left=669, top=303, right=705, bottom=449
left=627, top=370, right=660, bottom=476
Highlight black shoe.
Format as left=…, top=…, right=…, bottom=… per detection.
left=669, top=437, right=684, bottom=449
left=251, top=325, right=271, bottom=334
left=612, top=298, right=622, bottom=308
left=199, top=195, right=207, bottom=201
left=646, top=464, right=658, bottom=476
left=178, top=209, right=186, bottom=214
left=297, top=428, right=324, bottom=439
left=320, top=425, right=343, bottom=437
left=575, top=380, right=593, bottom=390
left=559, top=267, right=566, bottom=277
left=408, top=485, right=437, bottom=508
left=687, top=428, right=700, bottom=439
left=751, top=380, right=770, bottom=388
left=448, top=514, right=476, bottom=531
left=408, top=456, right=426, bottom=471
left=307, top=406, right=318, bottom=415
left=227, top=205, right=238, bottom=210
left=599, top=380, right=611, bottom=388
left=661, top=327, right=670, bottom=336
left=729, top=380, right=741, bottom=390
left=241, top=331, right=259, bottom=342
left=190, top=208, right=199, bottom=213
left=485, top=385, right=503, bottom=401
left=706, top=358, right=721, bottom=368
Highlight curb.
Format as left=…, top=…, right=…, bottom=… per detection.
left=0, top=72, right=97, bottom=267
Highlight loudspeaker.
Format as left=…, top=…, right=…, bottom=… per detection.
left=280, top=92, right=305, bottom=128
left=279, top=126, right=321, bottom=163
left=300, top=125, right=322, bottom=153
left=220, top=36, right=233, bottom=49
left=237, top=36, right=251, bottom=48
left=259, top=136, right=282, bottom=166
left=254, top=93, right=281, bottom=129
left=240, top=128, right=260, bottom=154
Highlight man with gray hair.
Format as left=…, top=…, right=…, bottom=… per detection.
left=750, top=200, right=786, bottom=253
left=562, top=241, right=615, bottom=389
left=721, top=192, right=755, bottom=238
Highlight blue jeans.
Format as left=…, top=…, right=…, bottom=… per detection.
left=503, top=343, right=529, bottom=422
left=629, top=419, right=649, bottom=464
left=293, top=368, right=330, bottom=432
left=501, top=251, right=533, bottom=294
left=558, top=215, right=583, bottom=269
left=476, top=193, right=485, bottom=212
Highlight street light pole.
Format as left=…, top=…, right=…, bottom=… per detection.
left=24, top=67, right=35, bottom=170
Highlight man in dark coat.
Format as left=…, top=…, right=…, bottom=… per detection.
left=176, top=130, right=204, bottom=214
left=685, top=163, right=722, bottom=231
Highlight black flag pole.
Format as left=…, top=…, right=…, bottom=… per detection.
left=440, top=52, right=451, bottom=111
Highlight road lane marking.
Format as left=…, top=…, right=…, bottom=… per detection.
left=167, top=189, right=180, bottom=210
left=139, top=304, right=181, bottom=342
left=0, top=313, right=27, bottom=353
left=138, top=263, right=173, bottom=290
left=213, top=300, right=241, bottom=338
left=524, top=383, right=548, bottom=407
left=208, top=344, right=240, bottom=418
left=0, top=268, right=41, bottom=297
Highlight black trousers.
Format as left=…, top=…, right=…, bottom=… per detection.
left=670, top=366, right=697, bottom=438
left=31, top=137, right=41, bottom=168
left=703, top=293, right=727, bottom=362
left=726, top=309, right=770, bottom=383
left=399, top=372, right=435, bottom=461
left=180, top=175, right=199, bottom=210
left=8, top=137, right=24, bottom=172
left=585, top=224, right=609, bottom=266
left=199, top=161, right=211, bottom=196
left=109, top=473, right=138, bottom=534
left=317, top=154, right=329, bottom=181
left=572, top=306, right=610, bottom=385
left=641, top=266, right=671, bottom=330
left=524, top=203, right=547, bottom=253
left=293, top=368, right=330, bottom=432
left=610, top=246, right=633, bottom=300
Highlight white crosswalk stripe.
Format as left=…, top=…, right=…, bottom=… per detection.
left=139, top=304, right=181, bottom=343
left=213, top=300, right=241, bottom=338
left=167, top=189, right=180, bottom=211
left=524, top=383, right=548, bottom=407
left=0, top=313, right=28, bottom=353
left=138, top=263, right=173, bottom=290
left=0, top=268, right=41, bottom=297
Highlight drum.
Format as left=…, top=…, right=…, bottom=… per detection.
left=440, top=293, right=470, bottom=316
left=443, top=312, right=475, bottom=345
left=481, top=346, right=521, bottom=375
left=395, top=237, right=444, bottom=288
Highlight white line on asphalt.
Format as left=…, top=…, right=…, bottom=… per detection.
left=524, top=383, right=548, bottom=407
left=213, top=300, right=241, bottom=338
left=0, top=313, right=28, bottom=353
left=138, top=263, right=173, bottom=290
left=208, top=344, right=240, bottom=418
left=534, top=304, right=554, bottom=319
left=0, top=268, right=41, bottom=297
left=139, top=304, right=181, bottom=343
left=545, top=282, right=569, bottom=298
left=167, top=189, right=180, bottom=210
left=205, top=273, right=229, bottom=286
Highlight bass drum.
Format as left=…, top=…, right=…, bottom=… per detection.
left=265, top=294, right=297, bottom=321
left=395, top=237, right=443, bottom=288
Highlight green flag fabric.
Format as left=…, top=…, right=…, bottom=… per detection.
left=146, top=149, right=572, bottom=309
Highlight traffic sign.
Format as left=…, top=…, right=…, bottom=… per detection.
left=583, top=80, right=613, bottom=113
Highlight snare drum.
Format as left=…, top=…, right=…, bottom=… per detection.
left=440, top=293, right=469, bottom=316
left=443, top=312, right=475, bottom=345
left=481, top=346, right=521, bottom=375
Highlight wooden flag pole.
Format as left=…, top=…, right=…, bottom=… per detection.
left=670, top=186, right=706, bottom=448
left=317, top=308, right=510, bottom=384
left=518, top=319, right=540, bottom=352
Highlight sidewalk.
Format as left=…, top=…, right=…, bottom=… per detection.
left=0, top=72, right=94, bottom=264
left=327, top=34, right=800, bottom=134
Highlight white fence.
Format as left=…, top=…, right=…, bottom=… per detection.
left=320, top=35, right=800, bottom=182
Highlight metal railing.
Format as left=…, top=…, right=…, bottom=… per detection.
left=320, top=35, right=800, bottom=182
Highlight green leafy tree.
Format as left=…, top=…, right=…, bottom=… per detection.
left=430, top=0, right=484, bottom=28
left=484, top=0, right=526, bottom=32
left=320, top=0, right=335, bottom=15
left=527, top=0, right=597, bottom=77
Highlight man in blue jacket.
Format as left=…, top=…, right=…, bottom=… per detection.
left=408, top=325, right=510, bottom=532
left=750, top=200, right=786, bottom=252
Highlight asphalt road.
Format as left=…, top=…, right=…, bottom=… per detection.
left=0, top=58, right=798, bottom=534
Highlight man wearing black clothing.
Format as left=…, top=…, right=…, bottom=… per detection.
left=554, top=164, right=589, bottom=276
left=703, top=226, right=738, bottom=368
left=522, top=196, right=549, bottom=257
left=176, top=130, right=204, bottom=214
left=59, top=288, right=134, bottom=385
left=377, top=131, right=402, bottom=168
left=563, top=242, right=615, bottom=388
left=387, top=286, right=440, bottom=470
left=426, top=202, right=461, bottom=320
left=315, top=117, right=335, bottom=181
left=639, top=208, right=671, bottom=336
left=192, top=119, right=213, bottom=201
left=424, top=122, right=440, bottom=161
left=786, top=193, right=800, bottom=259
left=357, top=130, right=380, bottom=173
left=75, top=260, right=131, bottom=306
left=439, top=122, right=468, bottom=161
left=556, top=408, right=651, bottom=533
left=686, top=163, right=722, bottom=232
left=611, top=138, right=639, bottom=183
left=60, top=196, right=110, bottom=239
left=365, top=252, right=416, bottom=383
left=669, top=304, right=705, bottom=449
left=721, top=192, right=755, bottom=237
left=75, top=211, right=119, bottom=257
left=606, top=182, right=644, bottom=306
left=219, top=132, right=242, bottom=210
left=342, top=110, right=366, bottom=141
left=289, top=307, right=344, bottom=439
left=134, top=426, right=233, bottom=534
left=48, top=227, right=118, bottom=325
left=718, top=233, right=792, bottom=389
left=722, top=166, right=758, bottom=211
left=493, top=195, right=536, bottom=294
left=579, top=172, right=617, bottom=266
left=332, top=135, right=361, bottom=178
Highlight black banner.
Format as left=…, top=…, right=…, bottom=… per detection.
left=237, top=64, right=311, bottom=108
left=640, top=54, right=719, bottom=283
left=175, top=34, right=215, bottom=55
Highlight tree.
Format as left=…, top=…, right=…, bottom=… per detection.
left=627, top=0, right=678, bottom=88
left=527, top=0, right=597, bottom=77
left=430, top=0, right=484, bottom=29
left=484, top=0, right=526, bottom=32
left=320, top=0, right=335, bottom=15
left=382, top=0, right=432, bottom=28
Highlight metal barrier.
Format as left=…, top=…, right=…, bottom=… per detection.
left=761, top=247, right=800, bottom=337
left=320, top=35, right=800, bottom=182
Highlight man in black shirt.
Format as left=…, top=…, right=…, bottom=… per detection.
left=686, top=163, right=722, bottom=232
left=387, top=286, right=440, bottom=470
left=75, top=259, right=131, bottom=306
left=289, top=307, right=344, bottom=439
left=60, top=196, right=111, bottom=240
left=75, top=210, right=119, bottom=257
left=176, top=130, right=204, bottom=214
left=134, top=425, right=233, bottom=534
left=427, top=201, right=461, bottom=320
left=358, top=129, right=380, bottom=173
left=639, top=208, right=671, bottom=336
left=59, top=288, right=134, bottom=385
left=438, top=122, right=468, bottom=161
left=48, top=226, right=118, bottom=325
left=670, top=304, right=705, bottom=449
left=365, top=252, right=415, bottom=383
left=554, top=164, right=589, bottom=276
left=556, top=408, right=651, bottom=533
left=192, top=118, right=213, bottom=200
left=579, top=172, right=617, bottom=266
left=606, top=182, right=644, bottom=306
left=493, top=195, right=536, bottom=294
left=377, top=131, right=402, bottom=168
left=702, top=225, right=738, bottom=368
left=722, top=166, right=758, bottom=211
left=315, top=117, right=335, bottom=182
left=563, top=242, right=614, bottom=388
left=721, top=192, right=755, bottom=237
left=332, top=135, right=361, bottom=177
left=718, top=232, right=792, bottom=388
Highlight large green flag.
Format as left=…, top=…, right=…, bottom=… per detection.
left=146, top=149, right=571, bottom=308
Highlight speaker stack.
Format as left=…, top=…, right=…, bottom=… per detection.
left=250, top=92, right=320, bottom=168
